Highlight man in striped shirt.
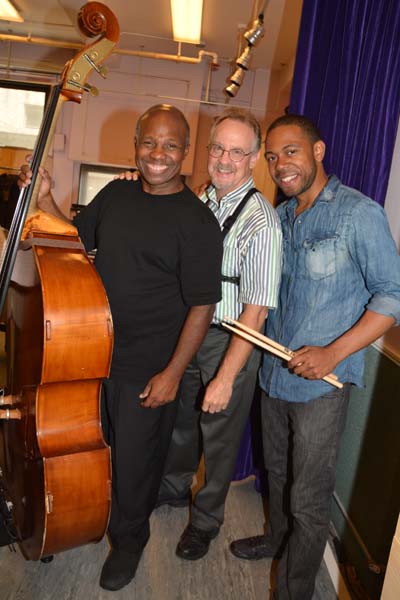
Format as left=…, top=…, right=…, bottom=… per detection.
left=158, top=108, right=283, bottom=560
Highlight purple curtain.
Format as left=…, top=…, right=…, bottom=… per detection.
left=232, top=0, right=400, bottom=485
left=232, top=388, right=265, bottom=492
left=290, top=0, right=400, bottom=206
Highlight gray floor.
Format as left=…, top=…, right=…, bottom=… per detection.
left=0, top=477, right=337, bottom=600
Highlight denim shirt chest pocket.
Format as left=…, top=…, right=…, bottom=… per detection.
left=302, top=233, right=340, bottom=280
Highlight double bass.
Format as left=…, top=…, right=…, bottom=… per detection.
left=0, top=2, right=118, bottom=560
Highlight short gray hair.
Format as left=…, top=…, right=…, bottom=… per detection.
left=209, top=108, right=261, bottom=152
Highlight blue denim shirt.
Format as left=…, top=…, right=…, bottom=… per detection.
left=259, top=175, right=400, bottom=402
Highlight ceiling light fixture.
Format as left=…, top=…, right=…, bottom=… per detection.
left=224, top=1, right=269, bottom=99
left=0, top=0, right=23, bottom=22
left=224, top=82, right=240, bottom=98
left=244, top=16, right=265, bottom=46
left=170, top=0, right=204, bottom=44
left=230, top=67, right=245, bottom=87
left=236, top=46, right=252, bottom=70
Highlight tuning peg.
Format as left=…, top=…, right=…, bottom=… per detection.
left=84, top=53, right=108, bottom=79
left=67, top=79, right=99, bottom=96
left=85, top=83, right=99, bottom=96
left=98, top=64, right=108, bottom=78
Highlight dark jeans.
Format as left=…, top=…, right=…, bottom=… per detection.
left=102, top=378, right=178, bottom=553
left=159, top=327, right=261, bottom=531
left=261, top=385, right=350, bottom=600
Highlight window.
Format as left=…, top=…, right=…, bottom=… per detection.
left=0, top=81, right=49, bottom=150
left=0, top=80, right=49, bottom=229
left=77, top=163, right=136, bottom=207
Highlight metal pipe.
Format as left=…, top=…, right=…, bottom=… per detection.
left=0, top=33, right=218, bottom=66
left=117, top=47, right=218, bottom=65
left=258, top=0, right=270, bottom=18
left=111, top=89, right=265, bottom=112
left=251, top=0, right=270, bottom=21
left=203, top=60, right=212, bottom=103
left=251, top=0, right=259, bottom=21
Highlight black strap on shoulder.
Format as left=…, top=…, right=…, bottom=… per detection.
left=220, top=187, right=258, bottom=286
left=221, top=187, right=258, bottom=241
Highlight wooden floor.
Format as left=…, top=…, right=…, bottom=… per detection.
left=0, top=333, right=336, bottom=599
left=0, top=477, right=337, bottom=600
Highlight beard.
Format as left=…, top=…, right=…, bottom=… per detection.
left=274, top=161, right=317, bottom=198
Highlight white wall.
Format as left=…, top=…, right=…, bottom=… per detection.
left=372, top=117, right=400, bottom=363
left=44, top=52, right=270, bottom=216
left=0, top=40, right=271, bottom=214
left=384, top=118, right=400, bottom=252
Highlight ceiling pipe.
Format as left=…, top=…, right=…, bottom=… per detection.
left=253, top=0, right=270, bottom=20
left=117, top=47, right=218, bottom=66
left=251, top=0, right=259, bottom=20
left=0, top=33, right=218, bottom=66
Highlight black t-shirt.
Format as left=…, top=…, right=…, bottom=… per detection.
left=74, top=180, right=222, bottom=381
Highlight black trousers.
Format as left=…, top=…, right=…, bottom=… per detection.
left=102, top=378, right=178, bottom=553
left=158, top=327, right=261, bottom=531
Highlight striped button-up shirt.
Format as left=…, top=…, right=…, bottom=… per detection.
left=202, top=177, right=282, bottom=323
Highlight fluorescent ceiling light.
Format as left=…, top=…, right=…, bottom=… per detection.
left=170, top=0, right=203, bottom=44
left=0, top=0, right=23, bottom=22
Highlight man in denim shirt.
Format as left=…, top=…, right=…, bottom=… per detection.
left=230, top=114, right=400, bottom=600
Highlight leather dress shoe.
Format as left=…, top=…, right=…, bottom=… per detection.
left=230, top=535, right=278, bottom=560
left=99, top=548, right=142, bottom=591
left=176, top=524, right=219, bottom=560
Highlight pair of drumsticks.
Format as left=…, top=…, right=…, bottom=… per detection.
left=222, top=317, right=342, bottom=389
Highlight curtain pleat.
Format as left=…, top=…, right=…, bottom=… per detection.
left=290, top=0, right=400, bottom=207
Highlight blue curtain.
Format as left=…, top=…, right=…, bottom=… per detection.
left=290, top=0, right=400, bottom=207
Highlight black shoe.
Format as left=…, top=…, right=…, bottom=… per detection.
left=99, top=548, right=141, bottom=591
left=230, top=535, right=278, bottom=560
left=155, top=491, right=191, bottom=509
left=176, top=524, right=219, bottom=560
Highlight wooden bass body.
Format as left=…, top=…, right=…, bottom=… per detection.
left=1, top=232, right=113, bottom=559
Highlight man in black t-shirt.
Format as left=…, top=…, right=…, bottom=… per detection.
left=19, top=104, right=222, bottom=591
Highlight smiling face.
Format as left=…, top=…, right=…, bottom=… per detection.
left=134, top=108, right=189, bottom=195
left=264, top=124, right=327, bottom=205
left=208, top=118, right=260, bottom=199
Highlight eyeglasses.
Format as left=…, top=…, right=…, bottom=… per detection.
left=207, top=143, right=254, bottom=162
